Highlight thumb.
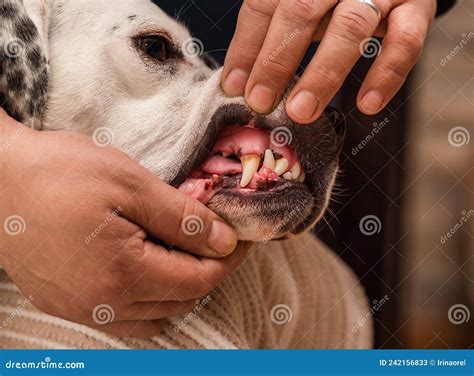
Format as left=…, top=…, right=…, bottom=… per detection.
left=119, top=167, right=238, bottom=258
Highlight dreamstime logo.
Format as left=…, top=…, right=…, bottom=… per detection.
left=352, top=294, right=390, bottom=333
left=359, top=215, right=382, bottom=236
left=84, top=207, right=123, bottom=244
left=359, top=37, right=381, bottom=58
left=1, top=295, right=34, bottom=328
left=182, top=37, right=204, bottom=58
left=3, top=38, right=25, bottom=58
left=92, top=127, right=114, bottom=147
left=262, top=209, right=298, bottom=243
left=174, top=295, right=212, bottom=332
left=3, top=215, right=26, bottom=236
left=440, top=209, right=473, bottom=244
left=270, top=304, right=292, bottom=325
left=351, top=117, right=390, bottom=156
left=270, top=127, right=293, bottom=147
left=0, top=125, right=25, bottom=152
left=92, top=304, right=115, bottom=325
left=448, top=304, right=470, bottom=325
left=440, top=32, right=474, bottom=66
left=262, top=28, right=301, bottom=66
left=181, top=215, right=204, bottom=236
left=448, top=126, right=470, bottom=147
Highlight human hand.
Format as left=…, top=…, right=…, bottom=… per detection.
left=222, top=0, right=436, bottom=123
left=0, top=109, right=245, bottom=337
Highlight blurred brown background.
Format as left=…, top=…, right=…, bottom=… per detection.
left=399, top=1, right=473, bottom=348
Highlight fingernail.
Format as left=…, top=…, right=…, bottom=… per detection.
left=247, top=84, right=275, bottom=113
left=360, top=90, right=384, bottom=114
left=288, top=90, right=319, bottom=121
left=222, top=69, right=248, bottom=97
left=208, top=220, right=237, bottom=256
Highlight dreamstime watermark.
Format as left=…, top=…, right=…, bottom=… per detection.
left=359, top=215, right=382, bottom=236
left=92, top=304, right=115, bottom=325
left=181, top=215, right=204, bottom=236
left=270, top=304, right=293, bottom=325
left=182, top=37, right=204, bottom=58
left=3, top=215, right=26, bottom=236
left=352, top=295, right=390, bottom=333
left=448, top=304, right=470, bottom=325
left=4, top=357, right=85, bottom=370
left=262, top=208, right=299, bottom=243
left=262, top=28, right=301, bottom=66
left=92, top=127, right=114, bottom=147
left=270, top=127, right=293, bottom=147
left=448, top=126, right=470, bottom=147
left=440, top=32, right=474, bottom=66
left=440, top=209, right=473, bottom=244
left=174, top=295, right=212, bottom=332
left=359, top=37, right=381, bottom=58
left=351, top=117, right=390, bottom=156
left=84, top=207, right=122, bottom=244
left=3, top=38, right=26, bottom=58
left=1, top=295, right=34, bottom=328
left=0, top=125, right=26, bottom=152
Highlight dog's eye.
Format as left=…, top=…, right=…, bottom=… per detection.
left=137, top=35, right=170, bottom=61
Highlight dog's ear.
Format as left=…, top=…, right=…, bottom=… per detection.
left=0, top=0, right=51, bottom=129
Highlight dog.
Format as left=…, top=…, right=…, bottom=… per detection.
left=0, top=0, right=371, bottom=349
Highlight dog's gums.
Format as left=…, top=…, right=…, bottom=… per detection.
left=178, top=123, right=305, bottom=204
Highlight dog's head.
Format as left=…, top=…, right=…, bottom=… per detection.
left=1, top=0, right=344, bottom=241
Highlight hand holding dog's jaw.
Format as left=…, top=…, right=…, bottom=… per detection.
left=0, top=110, right=245, bottom=338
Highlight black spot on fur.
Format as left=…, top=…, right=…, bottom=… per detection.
left=14, top=16, right=38, bottom=44
left=6, top=70, right=26, bottom=92
left=27, top=46, right=43, bottom=70
left=0, top=3, right=18, bottom=18
left=128, top=15, right=137, bottom=20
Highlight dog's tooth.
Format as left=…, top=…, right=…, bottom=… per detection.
left=298, top=171, right=306, bottom=183
left=240, top=154, right=260, bottom=187
left=291, top=161, right=301, bottom=180
left=282, top=172, right=293, bottom=180
left=263, top=149, right=276, bottom=169
left=222, top=152, right=231, bottom=158
left=274, top=158, right=289, bottom=176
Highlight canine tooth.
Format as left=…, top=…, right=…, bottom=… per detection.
left=222, top=152, right=231, bottom=157
left=291, top=162, right=301, bottom=180
left=263, top=149, right=276, bottom=169
left=282, top=172, right=293, bottom=180
left=240, top=154, right=260, bottom=187
left=298, top=171, right=305, bottom=183
left=274, top=158, right=289, bottom=176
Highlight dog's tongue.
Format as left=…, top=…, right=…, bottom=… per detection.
left=178, top=124, right=299, bottom=204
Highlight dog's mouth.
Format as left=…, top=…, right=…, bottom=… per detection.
left=171, top=104, right=345, bottom=241
left=177, top=122, right=305, bottom=202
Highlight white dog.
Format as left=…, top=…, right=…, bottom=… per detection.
left=0, top=0, right=371, bottom=349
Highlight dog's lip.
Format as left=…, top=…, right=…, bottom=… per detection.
left=170, top=104, right=255, bottom=189
left=171, top=103, right=345, bottom=236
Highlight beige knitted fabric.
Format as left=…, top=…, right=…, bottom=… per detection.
left=0, top=232, right=372, bottom=349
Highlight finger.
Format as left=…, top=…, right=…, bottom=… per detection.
left=245, top=0, right=337, bottom=114
left=286, top=0, right=391, bottom=123
left=118, top=168, right=237, bottom=258
left=92, top=319, right=166, bottom=339
left=221, top=0, right=279, bottom=96
left=357, top=2, right=431, bottom=114
left=119, top=300, right=197, bottom=321
left=313, top=11, right=388, bottom=40
left=131, top=241, right=251, bottom=302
